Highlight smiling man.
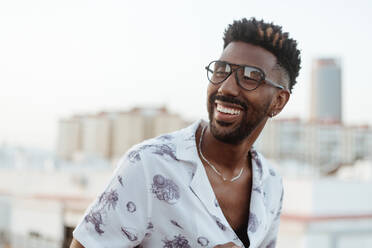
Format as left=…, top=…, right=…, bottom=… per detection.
left=70, top=18, right=301, bottom=248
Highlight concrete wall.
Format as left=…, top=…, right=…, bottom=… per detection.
left=279, top=177, right=372, bottom=248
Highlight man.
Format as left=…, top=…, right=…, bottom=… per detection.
left=70, top=18, right=301, bottom=248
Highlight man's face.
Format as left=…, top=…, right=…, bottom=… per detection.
left=207, top=41, right=282, bottom=144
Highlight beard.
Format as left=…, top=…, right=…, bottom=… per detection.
left=207, top=92, right=270, bottom=144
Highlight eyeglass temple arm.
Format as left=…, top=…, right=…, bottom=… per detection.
left=265, top=79, right=284, bottom=90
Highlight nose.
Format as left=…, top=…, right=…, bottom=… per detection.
left=217, top=71, right=240, bottom=96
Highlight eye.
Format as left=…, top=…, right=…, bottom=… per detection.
left=215, top=71, right=228, bottom=77
left=213, top=62, right=230, bottom=77
left=243, top=67, right=263, bottom=81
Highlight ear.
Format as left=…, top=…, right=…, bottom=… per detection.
left=269, top=90, right=290, bottom=117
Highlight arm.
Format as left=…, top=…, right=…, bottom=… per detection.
left=70, top=238, right=84, bottom=248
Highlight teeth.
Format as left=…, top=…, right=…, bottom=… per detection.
left=216, top=104, right=241, bottom=115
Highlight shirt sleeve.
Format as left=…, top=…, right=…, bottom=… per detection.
left=73, top=149, right=150, bottom=248
left=259, top=187, right=284, bottom=248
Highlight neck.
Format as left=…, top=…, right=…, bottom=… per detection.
left=198, top=118, right=267, bottom=172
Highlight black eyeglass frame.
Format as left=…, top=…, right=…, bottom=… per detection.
left=205, top=60, right=285, bottom=91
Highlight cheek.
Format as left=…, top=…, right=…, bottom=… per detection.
left=206, top=85, right=219, bottom=104
left=255, top=96, right=273, bottom=114
left=207, top=83, right=218, bottom=96
left=244, top=92, right=273, bottom=114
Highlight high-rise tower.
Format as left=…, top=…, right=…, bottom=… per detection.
left=310, top=58, right=342, bottom=123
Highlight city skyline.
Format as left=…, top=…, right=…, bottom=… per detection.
left=1, top=0, right=372, bottom=149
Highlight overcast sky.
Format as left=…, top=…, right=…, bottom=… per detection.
left=1, top=0, right=371, bottom=149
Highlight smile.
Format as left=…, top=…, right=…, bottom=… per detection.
left=216, top=103, right=241, bottom=115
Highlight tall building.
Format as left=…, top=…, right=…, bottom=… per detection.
left=310, top=58, right=342, bottom=123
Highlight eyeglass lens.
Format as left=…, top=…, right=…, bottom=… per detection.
left=207, top=61, right=264, bottom=90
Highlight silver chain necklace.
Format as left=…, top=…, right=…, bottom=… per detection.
left=198, top=125, right=244, bottom=182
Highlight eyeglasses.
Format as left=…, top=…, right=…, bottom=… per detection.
left=205, top=60, right=284, bottom=91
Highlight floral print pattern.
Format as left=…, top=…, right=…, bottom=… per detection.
left=126, top=201, right=136, bottom=212
left=170, top=220, right=183, bottom=229
left=151, top=174, right=180, bottom=204
left=248, top=213, right=259, bottom=233
left=197, top=236, right=209, bottom=246
left=162, top=235, right=191, bottom=248
left=128, top=149, right=141, bottom=162
left=253, top=185, right=262, bottom=194
left=84, top=210, right=104, bottom=235
left=215, top=217, right=226, bottom=231
left=121, top=226, right=138, bottom=241
left=99, top=189, right=119, bottom=210
left=128, top=143, right=179, bottom=163
left=157, top=134, right=174, bottom=141
left=145, top=222, right=154, bottom=238
left=118, top=175, right=124, bottom=186
left=84, top=189, right=119, bottom=234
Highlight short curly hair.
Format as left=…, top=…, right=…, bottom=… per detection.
left=223, top=18, right=301, bottom=93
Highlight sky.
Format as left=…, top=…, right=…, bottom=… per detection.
left=0, top=0, right=371, bottom=149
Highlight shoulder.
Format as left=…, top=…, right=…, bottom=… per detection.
left=122, top=120, right=201, bottom=165
left=124, top=132, right=179, bottom=163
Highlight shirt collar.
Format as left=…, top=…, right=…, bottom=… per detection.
left=174, top=119, right=270, bottom=184
left=248, top=148, right=270, bottom=247
left=174, top=120, right=270, bottom=247
left=174, top=119, right=202, bottom=163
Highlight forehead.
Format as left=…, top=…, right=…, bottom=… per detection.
left=219, top=42, right=278, bottom=76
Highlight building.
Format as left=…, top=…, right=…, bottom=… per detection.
left=80, top=114, right=112, bottom=160
left=256, top=119, right=372, bottom=171
left=56, top=118, right=81, bottom=160
left=303, top=122, right=344, bottom=169
left=256, top=118, right=305, bottom=161
left=111, top=111, right=146, bottom=160
left=310, top=58, right=342, bottom=123
left=278, top=176, right=372, bottom=248
left=343, top=126, right=372, bottom=163
left=56, top=107, right=189, bottom=161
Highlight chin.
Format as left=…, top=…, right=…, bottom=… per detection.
left=209, top=116, right=252, bottom=145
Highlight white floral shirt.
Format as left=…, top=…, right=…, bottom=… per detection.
left=73, top=120, right=283, bottom=248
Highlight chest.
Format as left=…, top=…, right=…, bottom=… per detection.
left=146, top=179, right=253, bottom=248
left=212, top=177, right=252, bottom=231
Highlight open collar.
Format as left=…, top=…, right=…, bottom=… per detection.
left=175, top=120, right=270, bottom=247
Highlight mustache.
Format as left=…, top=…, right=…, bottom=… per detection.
left=211, top=94, right=248, bottom=111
